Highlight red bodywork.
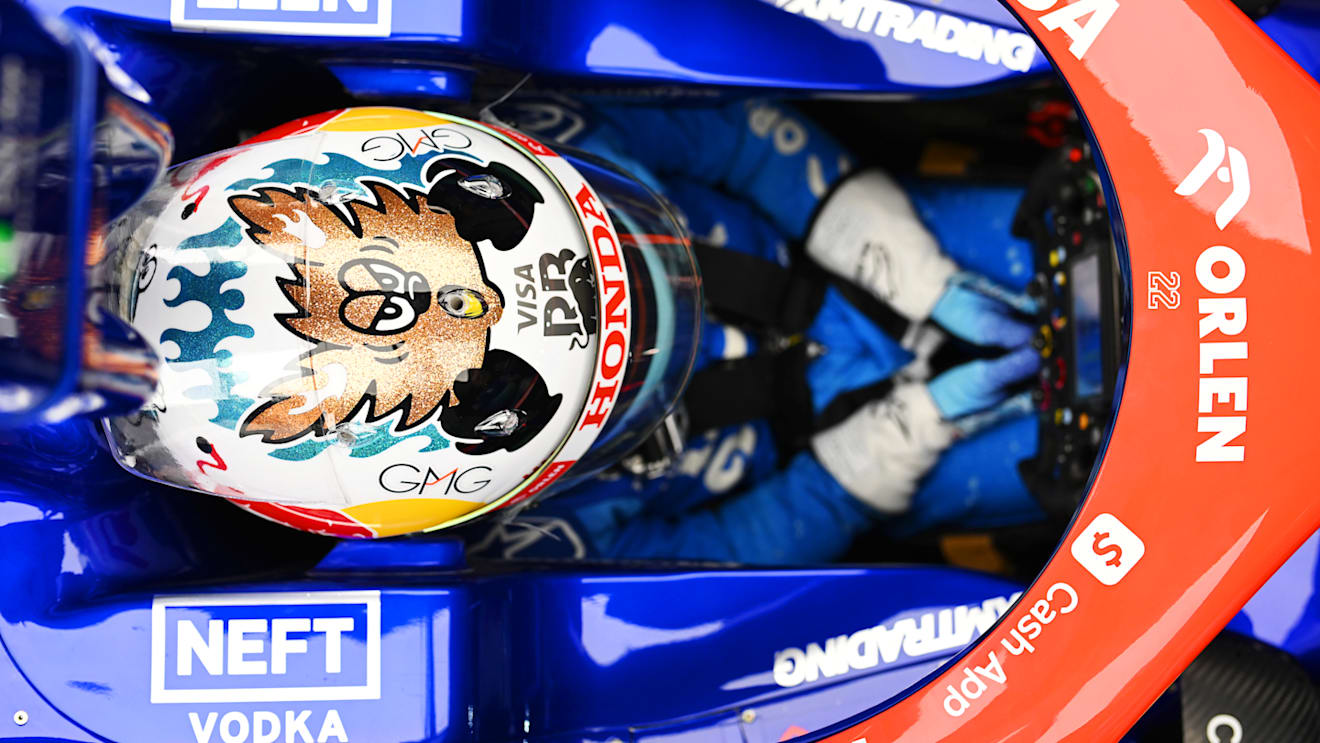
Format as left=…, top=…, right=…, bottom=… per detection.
left=821, top=0, right=1320, bottom=740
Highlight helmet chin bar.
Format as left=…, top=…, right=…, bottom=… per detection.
left=811, top=0, right=1320, bottom=740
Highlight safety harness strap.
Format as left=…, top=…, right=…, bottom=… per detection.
left=690, top=242, right=826, bottom=335
left=683, top=242, right=908, bottom=459
left=684, top=344, right=817, bottom=458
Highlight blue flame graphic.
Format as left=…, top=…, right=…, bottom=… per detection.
left=226, top=151, right=446, bottom=194
left=268, top=423, right=449, bottom=462
left=158, top=217, right=257, bottom=428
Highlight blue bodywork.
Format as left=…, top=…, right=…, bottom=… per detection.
left=0, top=424, right=1025, bottom=742
left=31, top=0, right=1050, bottom=94
left=6, top=0, right=1320, bottom=740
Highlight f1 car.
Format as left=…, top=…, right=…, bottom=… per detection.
left=2, top=0, right=1320, bottom=741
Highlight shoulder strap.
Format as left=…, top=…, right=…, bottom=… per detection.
left=692, top=241, right=825, bottom=335
left=683, top=241, right=917, bottom=460
left=683, top=343, right=816, bottom=463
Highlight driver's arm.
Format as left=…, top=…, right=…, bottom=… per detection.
left=594, top=450, right=875, bottom=564
left=592, top=350, right=1036, bottom=565
left=509, top=98, right=1034, bottom=346
left=579, top=100, right=851, bottom=239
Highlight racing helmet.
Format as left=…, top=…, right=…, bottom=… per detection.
left=96, top=106, right=701, bottom=538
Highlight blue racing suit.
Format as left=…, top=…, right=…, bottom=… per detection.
left=466, top=98, right=1043, bottom=564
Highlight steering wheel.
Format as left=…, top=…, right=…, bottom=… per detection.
left=803, top=0, right=1320, bottom=739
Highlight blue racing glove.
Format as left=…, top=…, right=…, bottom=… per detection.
left=930, top=278, right=1036, bottom=349
left=927, top=346, right=1041, bottom=420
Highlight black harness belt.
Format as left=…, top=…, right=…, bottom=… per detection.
left=690, top=241, right=826, bottom=334
left=683, top=242, right=906, bottom=459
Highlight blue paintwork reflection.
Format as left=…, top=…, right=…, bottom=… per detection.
left=7, top=1, right=1320, bottom=740
left=0, top=422, right=1025, bottom=742
left=1260, top=0, right=1320, bottom=81
left=1229, top=529, right=1320, bottom=676
left=325, top=64, right=473, bottom=101
left=29, top=0, right=1049, bottom=99
left=6, top=426, right=1316, bottom=742
left=485, top=569, right=1021, bottom=739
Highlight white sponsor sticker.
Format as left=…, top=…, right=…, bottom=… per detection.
left=773, top=593, right=1020, bottom=688
left=170, top=0, right=392, bottom=38
left=772, top=0, right=1038, bottom=73
left=150, top=590, right=381, bottom=704
left=1070, top=513, right=1145, bottom=586
left=943, top=581, right=1079, bottom=717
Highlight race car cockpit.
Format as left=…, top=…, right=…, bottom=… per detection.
left=2, top=0, right=1320, bottom=741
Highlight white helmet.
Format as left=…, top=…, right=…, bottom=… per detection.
left=97, top=107, right=700, bottom=537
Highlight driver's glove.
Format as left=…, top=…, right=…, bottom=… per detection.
left=930, top=278, right=1035, bottom=349
left=806, top=168, right=1033, bottom=347
left=927, top=346, right=1040, bottom=420
left=811, top=347, right=1039, bottom=513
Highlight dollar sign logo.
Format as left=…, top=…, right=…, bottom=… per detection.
left=1092, top=531, right=1123, bottom=567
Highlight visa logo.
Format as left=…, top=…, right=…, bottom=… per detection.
left=150, top=590, right=381, bottom=704
left=171, top=0, right=392, bottom=37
